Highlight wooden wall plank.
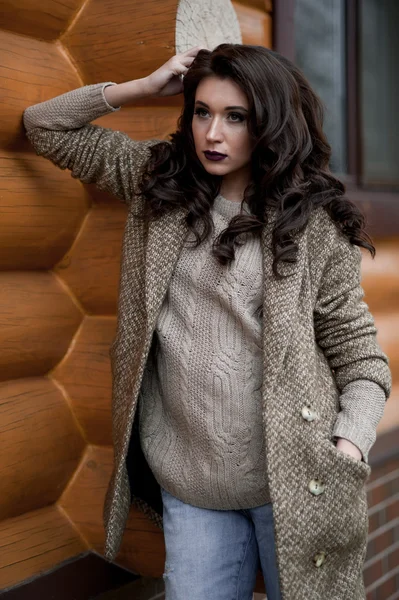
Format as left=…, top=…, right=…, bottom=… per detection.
left=0, top=31, right=90, bottom=270
left=238, top=0, right=272, bottom=14
left=54, top=197, right=127, bottom=315
left=361, top=241, right=399, bottom=314
left=61, top=0, right=179, bottom=85
left=0, top=151, right=90, bottom=270
left=59, top=446, right=113, bottom=554
left=52, top=316, right=116, bottom=446
left=0, top=271, right=83, bottom=381
left=0, top=31, right=82, bottom=147
left=372, top=313, right=399, bottom=384
left=0, top=378, right=85, bottom=521
left=93, top=106, right=182, bottom=141
left=59, top=445, right=166, bottom=577
left=0, top=0, right=81, bottom=41
left=233, top=1, right=272, bottom=47
left=361, top=239, right=399, bottom=434
left=0, top=505, right=87, bottom=590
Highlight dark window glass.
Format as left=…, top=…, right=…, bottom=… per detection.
left=360, top=0, right=399, bottom=186
left=294, top=0, right=348, bottom=175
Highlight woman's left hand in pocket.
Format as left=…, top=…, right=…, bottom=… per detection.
left=335, top=437, right=363, bottom=461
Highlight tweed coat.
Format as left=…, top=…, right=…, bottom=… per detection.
left=25, top=123, right=391, bottom=600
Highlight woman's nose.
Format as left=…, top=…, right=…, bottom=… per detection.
left=206, top=119, right=223, bottom=142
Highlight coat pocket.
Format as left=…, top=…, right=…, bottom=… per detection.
left=280, top=433, right=371, bottom=598
left=301, top=434, right=370, bottom=560
left=308, top=437, right=371, bottom=556
left=323, top=437, right=371, bottom=482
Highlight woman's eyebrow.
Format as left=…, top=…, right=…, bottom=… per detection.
left=195, top=100, right=248, bottom=112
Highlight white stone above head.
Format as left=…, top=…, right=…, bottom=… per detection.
left=175, top=0, right=242, bottom=54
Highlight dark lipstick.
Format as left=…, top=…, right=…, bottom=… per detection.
left=204, top=151, right=227, bottom=161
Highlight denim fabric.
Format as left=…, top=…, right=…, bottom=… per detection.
left=161, top=487, right=282, bottom=600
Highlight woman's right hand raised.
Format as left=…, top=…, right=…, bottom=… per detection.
left=144, top=46, right=206, bottom=97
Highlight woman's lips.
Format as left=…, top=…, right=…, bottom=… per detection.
left=204, top=151, right=227, bottom=161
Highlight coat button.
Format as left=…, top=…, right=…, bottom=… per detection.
left=301, top=406, right=317, bottom=421
left=313, top=551, right=326, bottom=567
left=309, top=479, right=325, bottom=495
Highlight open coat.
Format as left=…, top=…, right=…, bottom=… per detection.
left=25, top=123, right=392, bottom=600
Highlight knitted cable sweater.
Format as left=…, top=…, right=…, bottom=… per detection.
left=22, top=84, right=387, bottom=512
left=139, top=193, right=271, bottom=508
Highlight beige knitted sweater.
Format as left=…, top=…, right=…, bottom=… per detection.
left=23, top=84, right=387, bottom=513
left=139, top=193, right=271, bottom=508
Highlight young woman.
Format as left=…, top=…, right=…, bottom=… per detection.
left=23, top=44, right=391, bottom=600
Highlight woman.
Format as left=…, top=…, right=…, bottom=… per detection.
left=23, top=44, right=391, bottom=600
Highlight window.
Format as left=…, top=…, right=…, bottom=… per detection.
left=291, top=0, right=399, bottom=189
left=360, top=0, right=399, bottom=186
left=273, top=0, right=399, bottom=234
left=295, top=0, right=347, bottom=176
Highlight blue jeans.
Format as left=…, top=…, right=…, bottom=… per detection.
left=161, top=487, right=282, bottom=600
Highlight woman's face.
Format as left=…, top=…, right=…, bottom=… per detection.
left=191, top=75, right=253, bottom=182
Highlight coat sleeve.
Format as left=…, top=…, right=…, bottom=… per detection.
left=332, top=379, right=386, bottom=463
left=23, top=82, right=157, bottom=207
left=313, top=230, right=392, bottom=399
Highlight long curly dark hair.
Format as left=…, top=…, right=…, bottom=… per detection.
left=137, top=43, right=375, bottom=277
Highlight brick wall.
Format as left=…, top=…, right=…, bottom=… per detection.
left=365, top=434, right=399, bottom=600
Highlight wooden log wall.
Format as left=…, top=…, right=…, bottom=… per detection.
left=0, top=0, right=272, bottom=591
left=361, top=242, right=399, bottom=436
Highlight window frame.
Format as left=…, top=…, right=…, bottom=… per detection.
left=273, top=0, right=399, bottom=237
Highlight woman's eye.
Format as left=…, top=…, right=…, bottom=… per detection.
left=194, top=108, right=208, bottom=118
left=194, top=109, right=244, bottom=122
left=229, top=112, right=245, bottom=122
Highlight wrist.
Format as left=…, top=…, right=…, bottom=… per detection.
left=103, top=78, right=152, bottom=107
left=141, top=74, right=159, bottom=97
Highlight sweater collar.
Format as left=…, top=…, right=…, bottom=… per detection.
left=212, top=193, right=250, bottom=219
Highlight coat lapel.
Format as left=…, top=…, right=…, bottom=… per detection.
left=260, top=213, right=307, bottom=401
left=143, top=205, right=306, bottom=402
left=144, top=205, right=190, bottom=333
